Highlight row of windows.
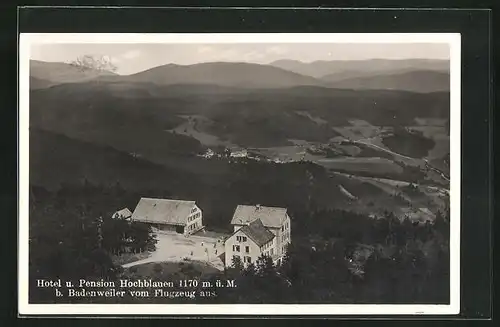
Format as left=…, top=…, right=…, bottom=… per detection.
left=281, top=221, right=290, bottom=232
left=187, top=222, right=199, bottom=231
left=188, top=212, right=201, bottom=222
left=236, top=236, right=248, bottom=242
left=232, top=245, right=250, bottom=253
left=281, top=231, right=290, bottom=242
left=262, top=240, right=273, bottom=251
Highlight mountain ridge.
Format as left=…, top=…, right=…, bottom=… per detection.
left=325, top=70, right=450, bottom=93
left=270, top=58, right=450, bottom=79
left=30, top=59, right=450, bottom=93
left=99, top=61, right=326, bottom=88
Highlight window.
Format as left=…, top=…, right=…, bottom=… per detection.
left=233, top=245, right=240, bottom=252
left=270, top=248, right=274, bottom=255
left=244, top=256, right=251, bottom=263
left=236, top=236, right=248, bottom=242
left=245, top=246, right=250, bottom=253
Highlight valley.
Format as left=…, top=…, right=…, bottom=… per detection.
left=28, top=59, right=450, bottom=223
left=26, top=53, right=452, bottom=305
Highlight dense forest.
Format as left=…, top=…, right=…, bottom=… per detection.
left=216, top=208, right=450, bottom=304
left=29, top=178, right=449, bottom=304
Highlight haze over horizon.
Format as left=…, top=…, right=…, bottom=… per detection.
left=30, top=43, right=450, bottom=75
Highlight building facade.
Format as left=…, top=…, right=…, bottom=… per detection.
left=226, top=204, right=292, bottom=267
left=224, top=218, right=275, bottom=268
left=130, top=198, right=203, bottom=236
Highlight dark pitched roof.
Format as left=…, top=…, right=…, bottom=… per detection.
left=131, top=198, right=197, bottom=226
left=230, top=204, right=287, bottom=228
left=237, top=218, right=275, bottom=247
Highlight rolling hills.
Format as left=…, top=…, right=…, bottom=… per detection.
left=31, top=59, right=451, bottom=93
left=29, top=128, right=192, bottom=191
left=325, top=70, right=450, bottom=93
left=28, top=58, right=450, bottom=192
left=31, top=128, right=438, bottom=227
left=98, top=61, right=326, bottom=88
left=30, top=80, right=450, bottom=151
left=270, top=59, right=450, bottom=79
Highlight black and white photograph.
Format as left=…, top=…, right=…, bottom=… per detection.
left=18, top=33, right=460, bottom=315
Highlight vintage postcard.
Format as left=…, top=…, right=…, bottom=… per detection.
left=18, top=33, right=460, bottom=316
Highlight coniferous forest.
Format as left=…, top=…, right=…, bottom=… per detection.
left=29, top=171, right=450, bottom=304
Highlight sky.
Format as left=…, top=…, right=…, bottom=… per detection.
left=30, top=43, right=450, bottom=75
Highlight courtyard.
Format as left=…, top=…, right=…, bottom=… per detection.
left=122, top=230, right=228, bottom=270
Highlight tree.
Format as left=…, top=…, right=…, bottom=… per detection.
left=69, top=54, right=118, bottom=73
left=230, top=255, right=244, bottom=271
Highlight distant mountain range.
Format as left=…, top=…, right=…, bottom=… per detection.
left=270, top=58, right=450, bottom=79
left=29, top=59, right=450, bottom=93
left=326, top=70, right=450, bottom=93
left=100, top=62, right=325, bottom=88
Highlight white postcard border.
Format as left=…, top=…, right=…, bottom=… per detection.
left=18, top=33, right=461, bottom=316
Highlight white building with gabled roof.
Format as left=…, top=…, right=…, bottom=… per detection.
left=130, top=198, right=203, bottom=235
left=226, top=204, right=291, bottom=267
